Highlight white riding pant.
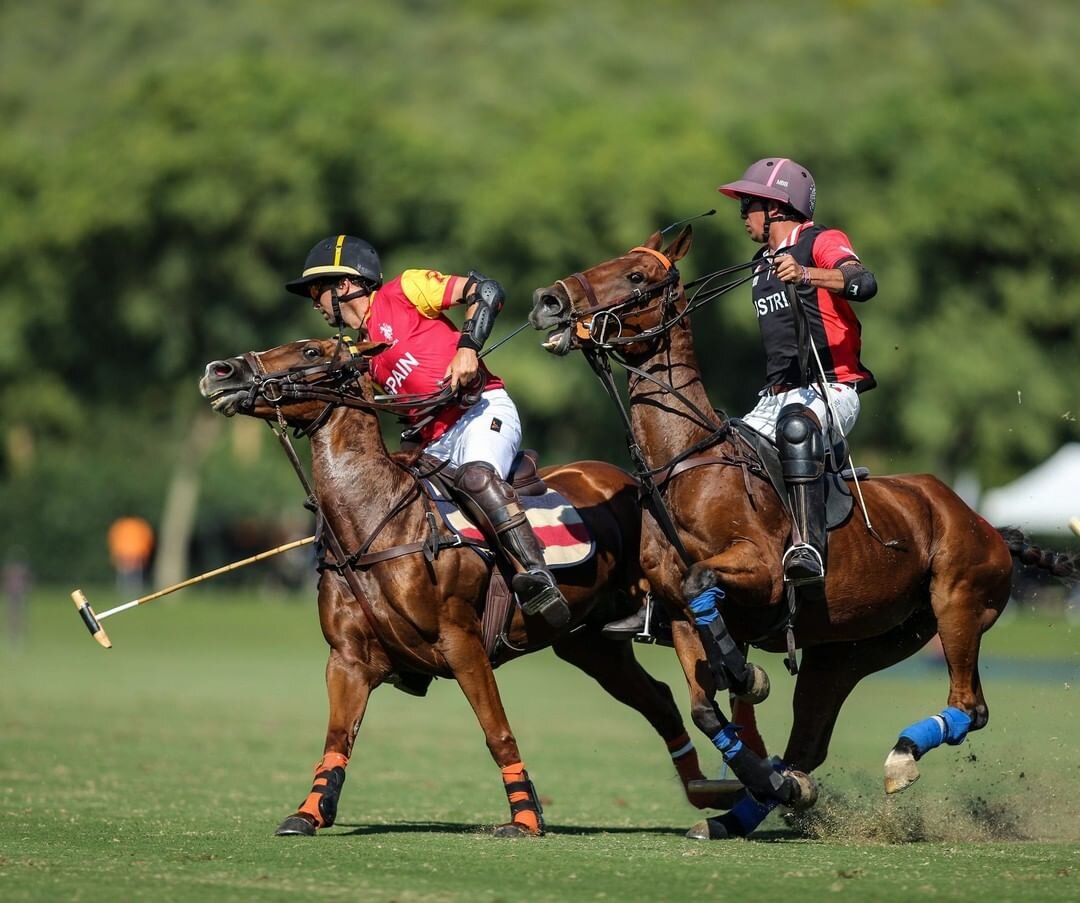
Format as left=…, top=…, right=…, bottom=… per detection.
left=423, top=388, right=523, bottom=480
left=742, top=383, right=861, bottom=446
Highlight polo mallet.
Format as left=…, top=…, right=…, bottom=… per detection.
left=70, top=535, right=316, bottom=648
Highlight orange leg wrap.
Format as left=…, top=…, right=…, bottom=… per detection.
left=501, top=761, right=542, bottom=835
left=297, top=752, right=349, bottom=828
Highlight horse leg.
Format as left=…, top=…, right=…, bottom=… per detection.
left=688, top=607, right=939, bottom=841
left=276, top=575, right=391, bottom=837
left=275, top=646, right=387, bottom=836
left=682, top=562, right=770, bottom=706
left=439, top=626, right=545, bottom=837
left=884, top=566, right=1009, bottom=793
left=551, top=626, right=737, bottom=811
left=667, top=619, right=813, bottom=837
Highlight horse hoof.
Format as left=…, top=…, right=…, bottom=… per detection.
left=734, top=663, right=770, bottom=705
left=686, top=778, right=744, bottom=810
left=685, top=817, right=730, bottom=841
left=784, top=770, right=818, bottom=811
left=493, top=821, right=542, bottom=838
left=883, top=746, right=921, bottom=794
left=275, top=814, right=317, bottom=836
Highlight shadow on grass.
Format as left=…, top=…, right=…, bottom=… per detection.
left=330, top=821, right=801, bottom=840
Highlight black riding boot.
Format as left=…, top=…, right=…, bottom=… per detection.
left=783, top=476, right=827, bottom=583
left=454, top=462, right=571, bottom=629
left=776, top=404, right=827, bottom=585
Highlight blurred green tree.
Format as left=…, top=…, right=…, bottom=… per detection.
left=1, top=0, right=1076, bottom=579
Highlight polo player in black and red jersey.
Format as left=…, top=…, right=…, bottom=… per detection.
left=718, top=157, right=878, bottom=585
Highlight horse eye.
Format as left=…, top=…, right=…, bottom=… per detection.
left=303, top=346, right=322, bottom=360
left=628, top=272, right=646, bottom=284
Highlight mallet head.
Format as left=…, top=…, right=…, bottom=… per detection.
left=70, top=589, right=113, bottom=649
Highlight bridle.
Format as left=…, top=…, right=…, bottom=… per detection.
left=240, top=342, right=455, bottom=439
left=561, top=246, right=683, bottom=349
left=561, top=246, right=760, bottom=352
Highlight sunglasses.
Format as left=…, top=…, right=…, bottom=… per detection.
left=739, top=196, right=764, bottom=217
left=309, top=276, right=368, bottom=298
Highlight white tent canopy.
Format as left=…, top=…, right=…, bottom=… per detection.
left=980, top=443, right=1080, bottom=534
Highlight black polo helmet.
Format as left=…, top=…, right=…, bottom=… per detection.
left=285, top=235, right=383, bottom=296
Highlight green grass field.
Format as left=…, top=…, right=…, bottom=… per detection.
left=2, top=587, right=1079, bottom=901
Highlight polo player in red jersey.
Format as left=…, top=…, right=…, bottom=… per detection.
left=718, top=158, right=878, bottom=585
left=286, top=236, right=571, bottom=632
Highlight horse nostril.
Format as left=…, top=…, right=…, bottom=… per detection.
left=543, top=293, right=563, bottom=311
left=211, top=361, right=233, bottom=380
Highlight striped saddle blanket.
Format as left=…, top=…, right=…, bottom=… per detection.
left=422, top=480, right=595, bottom=569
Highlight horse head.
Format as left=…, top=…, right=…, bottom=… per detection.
left=529, top=226, right=693, bottom=358
left=199, top=337, right=389, bottom=425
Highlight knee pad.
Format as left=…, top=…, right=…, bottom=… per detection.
left=455, top=461, right=502, bottom=496
left=454, top=461, right=522, bottom=531
left=776, top=404, right=825, bottom=482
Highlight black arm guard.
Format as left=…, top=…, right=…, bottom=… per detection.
left=457, top=275, right=506, bottom=352
left=841, top=264, right=877, bottom=302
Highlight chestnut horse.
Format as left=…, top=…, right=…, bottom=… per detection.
left=200, top=336, right=730, bottom=837
left=530, top=227, right=1080, bottom=839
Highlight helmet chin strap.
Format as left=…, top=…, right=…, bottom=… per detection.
left=327, top=283, right=371, bottom=328
left=762, top=203, right=801, bottom=247
left=329, top=286, right=345, bottom=328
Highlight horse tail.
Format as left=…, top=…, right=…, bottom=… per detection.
left=996, top=526, right=1080, bottom=584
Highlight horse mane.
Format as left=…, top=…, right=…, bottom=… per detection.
left=389, top=447, right=424, bottom=469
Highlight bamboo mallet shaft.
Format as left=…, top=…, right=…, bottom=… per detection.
left=71, top=534, right=316, bottom=648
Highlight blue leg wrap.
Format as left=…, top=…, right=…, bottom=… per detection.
left=710, top=722, right=743, bottom=762
left=726, top=793, right=778, bottom=836
left=899, top=706, right=973, bottom=756
left=688, top=586, right=726, bottom=627
left=940, top=706, right=973, bottom=746
left=720, top=758, right=787, bottom=837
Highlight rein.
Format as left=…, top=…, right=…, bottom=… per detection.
left=240, top=350, right=456, bottom=438
left=582, top=349, right=697, bottom=567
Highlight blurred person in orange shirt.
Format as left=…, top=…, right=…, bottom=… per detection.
left=107, top=516, right=155, bottom=596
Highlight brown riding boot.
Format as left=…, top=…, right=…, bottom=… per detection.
left=453, top=462, right=571, bottom=629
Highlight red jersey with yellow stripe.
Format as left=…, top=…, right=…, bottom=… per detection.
left=366, top=269, right=504, bottom=442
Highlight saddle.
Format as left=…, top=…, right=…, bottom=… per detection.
left=412, top=450, right=593, bottom=661
left=418, top=449, right=547, bottom=499
left=728, top=419, right=869, bottom=531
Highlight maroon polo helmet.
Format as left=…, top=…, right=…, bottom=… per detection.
left=718, top=157, right=816, bottom=220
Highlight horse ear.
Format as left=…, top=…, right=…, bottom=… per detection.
left=663, top=225, right=693, bottom=263
left=642, top=230, right=664, bottom=250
